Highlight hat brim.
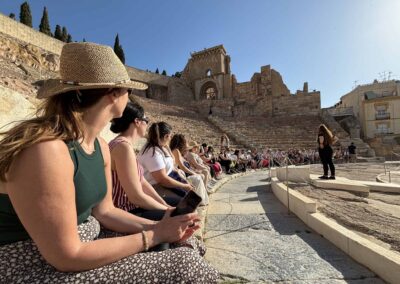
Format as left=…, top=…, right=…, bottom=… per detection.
left=188, top=143, right=200, bottom=149
left=37, top=79, right=148, bottom=99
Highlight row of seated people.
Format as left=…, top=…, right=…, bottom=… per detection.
left=0, top=43, right=218, bottom=283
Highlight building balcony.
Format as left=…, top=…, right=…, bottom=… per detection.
left=375, top=113, right=390, bottom=120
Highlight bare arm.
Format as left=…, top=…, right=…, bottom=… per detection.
left=6, top=139, right=198, bottom=272
left=141, top=178, right=169, bottom=206
left=186, top=152, right=207, bottom=171
left=172, top=149, right=196, bottom=176
left=110, top=141, right=168, bottom=211
left=92, top=138, right=155, bottom=230
left=151, top=168, right=192, bottom=191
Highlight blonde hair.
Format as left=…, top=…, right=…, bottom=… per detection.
left=318, top=124, right=334, bottom=145
left=0, top=89, right=111, bottom=181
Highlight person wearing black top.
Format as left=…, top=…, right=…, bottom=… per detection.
left=348, top=142, right=357, bottom=163
left=317, top=124, right=338, bottom=179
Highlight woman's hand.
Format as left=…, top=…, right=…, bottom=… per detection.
left=152, top=208, right=200, bottom=244
left=183, top=183, right=194, bottom=191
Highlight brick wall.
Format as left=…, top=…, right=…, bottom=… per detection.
left=0, top=13, right=64, bottom=55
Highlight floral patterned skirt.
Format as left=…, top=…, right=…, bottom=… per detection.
left=0, top=216, right=219, bottom=283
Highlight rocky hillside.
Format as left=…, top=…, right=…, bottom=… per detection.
left=0, top=32, right=59, bottom=105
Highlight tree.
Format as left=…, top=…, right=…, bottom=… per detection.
left=82, top=38, right=86, bottom=42
left=19, top=2, right=32, bottom=27
left=155, top=68, right=159, bottom=74
left=113, top=34, right=125, bottom=64
left=39, top=7, right=51, bottom=36
left=67, top=34, right=72, bottom=43
left=161, top=70, right=167, bottom=76
left=9, top=13, right=16, bottom=20
left=174, top=71, right=182, bottom=78
left=61, top=26, right=69, bottom=42
left=54, top=25, right=62, bottom=40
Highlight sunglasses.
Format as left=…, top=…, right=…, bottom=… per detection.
left=138, top=117, right=150, bottom=124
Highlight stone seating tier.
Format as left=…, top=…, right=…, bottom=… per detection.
left=134, top=97, right=242, bottom=149
left=209, top=115, right=326, bottom=150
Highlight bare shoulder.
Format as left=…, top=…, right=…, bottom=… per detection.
left=7, top=139, right=74, bottom=186
left=19, top=139, right=70, bottom=162
left=97, top=136, right=112, bottom=164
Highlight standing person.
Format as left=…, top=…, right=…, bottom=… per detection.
left=220, top=134, right=230, bottom=150
left=0, top=42, right=218, bottom=283
left=317, top=124, right=338, bottom=180
left=109, top=101, right=178, bottom=221
left=348, top=142, right=357, bottom=163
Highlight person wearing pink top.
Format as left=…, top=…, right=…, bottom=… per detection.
left=109, top=101, right=179, bottom=221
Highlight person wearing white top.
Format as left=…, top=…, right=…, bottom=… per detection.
left=138, top=122, right=193, bottom=200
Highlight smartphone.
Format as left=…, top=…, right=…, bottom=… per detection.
left=170, top=191, right=202, bottom=217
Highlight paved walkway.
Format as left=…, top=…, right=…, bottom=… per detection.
left=204, top=172, right=384, bottom=283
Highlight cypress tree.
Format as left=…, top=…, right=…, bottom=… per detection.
left=19, top=2, right=32, bottom=27
left=9, top=13, right=16, bottom=20
left=61, top=26, right=68, bottom=42
left=155, top=68, right=159, bottom=74
left=113, top=34, right=125, bottom=64
left=67, top=34, right=72, bottom=43
left=54, top=25, right=62, bottom=40
left=83, top=38, right=86, bottom=42
left=39, top=7, right=51, bottom=36
left=161, top=70, right=167, bottom=76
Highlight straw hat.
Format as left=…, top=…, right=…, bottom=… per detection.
left=37, top=42, right=147, bottom=99
left=188, top=141, right=200, bottom=149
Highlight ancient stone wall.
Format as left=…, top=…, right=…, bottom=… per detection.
left=272, top=91, right=320, bottom=116
left=167, top=78, right=194, bottom=103
left=0, top=13, right=64, bottom=55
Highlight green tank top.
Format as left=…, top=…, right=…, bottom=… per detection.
left=0, top=138, right=107, bottom=245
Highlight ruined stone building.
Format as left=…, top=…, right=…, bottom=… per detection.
left=132, top=45, right=321, bottom=118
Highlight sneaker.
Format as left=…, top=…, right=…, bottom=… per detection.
left=319, top=175, right=329, bottom=179
left=328, top=176, right=336, bottom=180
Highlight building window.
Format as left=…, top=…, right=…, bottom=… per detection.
left=206, top=69, right=212, bottom=77
left=376, top=109, right=390, bottom=120
left=376, top=123, right=390, bottom=135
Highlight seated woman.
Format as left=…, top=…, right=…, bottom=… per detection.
left=170, top=134, right=209, bottom=205
left=138, top=122, right=193, bottom=200
left=218, top=147, right=235, bottom=174
left=0, top=42, right=218, bottom=283
left=109, top=101, right=178, bottom=221
left=185, top=141, right=213, bottom=189
left=204, top=146, right=223, bottom=179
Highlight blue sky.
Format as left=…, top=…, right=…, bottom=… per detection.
left=2, top=0, right=400, bottom=107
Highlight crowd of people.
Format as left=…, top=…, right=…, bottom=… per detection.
left=0, top=42, right=218, bottom=283
left=0, top=42, right=357, bottom=283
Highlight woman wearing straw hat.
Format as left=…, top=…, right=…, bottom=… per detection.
left=185, top=141, right=213, bottom=191
left=0, top=42, right=218, bottom=282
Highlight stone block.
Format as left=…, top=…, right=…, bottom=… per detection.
left=348, top=232, right=400, bottom=284
left=276, top=165, right=310, bottom=183
left=360, top=180, right=400, bottom=193
left=306, top=213, right=350, bottom=253
left=310, top=174, right=370, bottom=195
left=271, top=178, right=317, bottom=223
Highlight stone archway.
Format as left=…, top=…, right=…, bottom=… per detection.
left=200, top=80, right=218, bottom=100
